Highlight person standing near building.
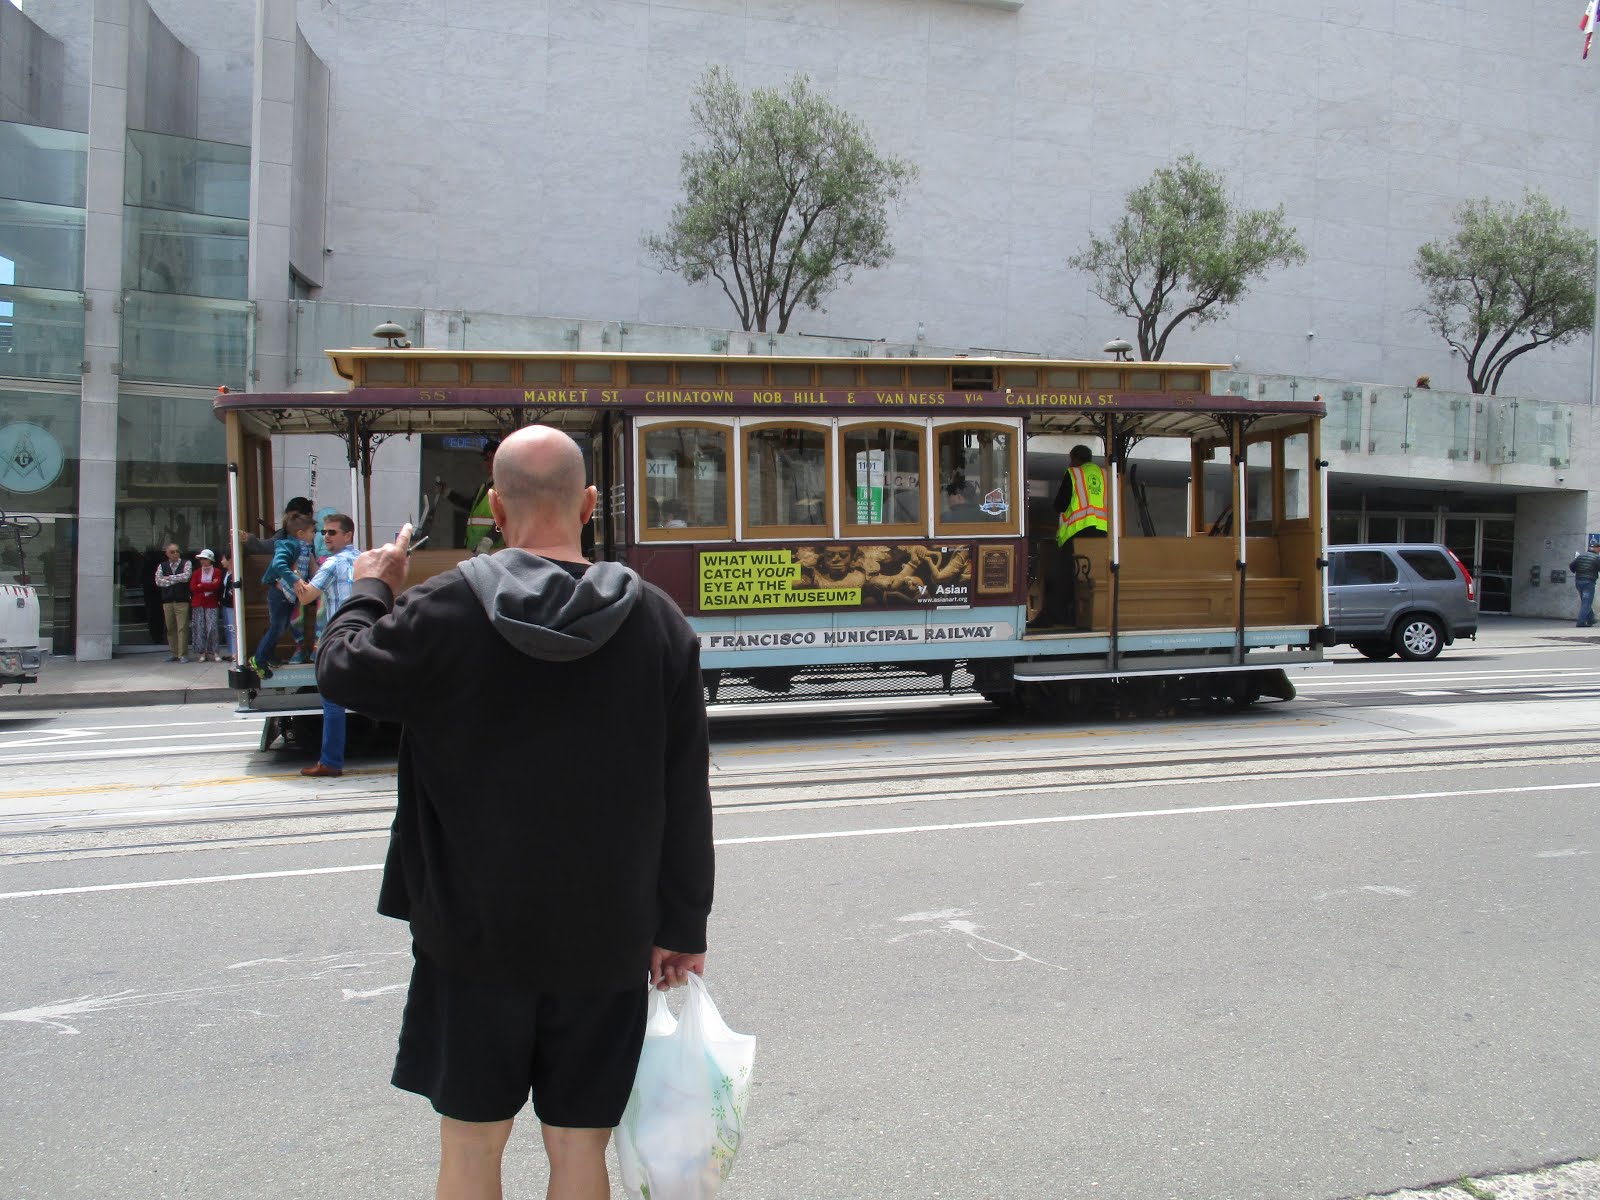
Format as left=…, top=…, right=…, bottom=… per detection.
left=316, top=425, right=713, bottom=1200
left=155, top=543, right=194, bottom=661
left=1569, top=543, right=1600, bottom=627
left=218, top=551, right=238, bottom=660
left=295, top=514, right=358, bottom=778
left=1032, top=444, right=1108, bottom=629
left=188, top=549, right=224, bottom=662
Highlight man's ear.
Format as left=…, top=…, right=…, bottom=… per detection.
left=488, top=488, right=507, bottom=531
left=579, top=485, right=598, bottom=525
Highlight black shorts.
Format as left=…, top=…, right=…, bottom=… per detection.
left=391, top=951, right=649, bottom=1127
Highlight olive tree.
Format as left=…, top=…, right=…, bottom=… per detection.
left=647, top=67, right=917, bottom=333
left=1069, top=154, right=1306, bottom=360
left=1414, top=191, right=1596, bottom=395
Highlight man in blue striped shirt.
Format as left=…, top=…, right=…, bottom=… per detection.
left=296, top=513, right=359, bottom=777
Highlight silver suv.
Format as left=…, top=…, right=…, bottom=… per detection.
left=1327, top=544, right=1479, bottom=661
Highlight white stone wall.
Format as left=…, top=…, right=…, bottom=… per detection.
left=288, top=0, right=1599, bottom=402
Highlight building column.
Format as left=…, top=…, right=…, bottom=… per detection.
left=247, top=0, right=296, bottom=393
left=74, top=0, right=130, bottom=661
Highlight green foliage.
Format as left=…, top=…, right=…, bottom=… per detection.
left=1414, top=191, right=1596, bottom=394
left=1069, top=154, right=1306, bottom=360
left=646, top=67, right=917, bottom=333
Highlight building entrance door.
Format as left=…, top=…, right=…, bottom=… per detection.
left=1444, top=514, right=1514, bottom=614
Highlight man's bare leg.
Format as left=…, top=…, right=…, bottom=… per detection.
left=541, top=1125, right=611, bottom=1200
left=437, top=1116, right=514, bottom=1200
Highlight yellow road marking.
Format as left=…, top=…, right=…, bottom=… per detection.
left=0, top=767, right=397, bottom=803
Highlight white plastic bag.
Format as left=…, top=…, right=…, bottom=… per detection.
left=616, top=973, right=755, bottom=1200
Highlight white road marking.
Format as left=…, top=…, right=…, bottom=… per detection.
left=3, top=779, right=1595, bottom=901
left=341, top=984, right=407, bottom=1001
left=0, top=738, right=265, bottom=767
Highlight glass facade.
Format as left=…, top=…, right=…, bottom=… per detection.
left=113, top=389, right=228, bottom=648
left=0, top=386, right=79, bottom=649
left=120, top=130, right=252, bottom=390
left=0, top=122, right=87, bottom=380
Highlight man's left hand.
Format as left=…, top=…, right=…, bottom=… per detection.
left=650, top=947, right=706, bottom=991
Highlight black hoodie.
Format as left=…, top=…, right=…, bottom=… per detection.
left=316, top=551, right=713, bottom=992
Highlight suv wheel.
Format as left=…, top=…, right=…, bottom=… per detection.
left=1393, top=614, right=1443, bottom=661
left=1354, top=640, right=1394, bottom=660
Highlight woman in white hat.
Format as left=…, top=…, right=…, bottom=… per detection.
left=189, top=548, right=225, bottom=662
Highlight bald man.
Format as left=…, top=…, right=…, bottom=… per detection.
left=316, top=426, right=714, bottom=1200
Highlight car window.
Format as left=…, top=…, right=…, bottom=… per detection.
left=1399, top=549, right=1456, bottom=581
left=1333, top=550, right=1399, bottom=586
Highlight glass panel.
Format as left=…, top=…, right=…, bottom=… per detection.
left=573, top=361, right=612, bottom=383
left=935, top=426, right=1015, bottom=527
left=1366, top=515, right=1399, bottom=543
left=0, top=385, right=80, bottom=517
left=1400, top=548, right=1455, bottom=580
left=123, top=130, right=250, bottom=220
left=725, top=363, right=765, bottom=385
left=1044, top=368, right=1079, bottom=387
left=521, top=359, right=560, bottom=382
left=2, top=513, right=76, bottom=651
left=1166, top=371, right=1202, bottom=391
left=677, top=363, right=719, bottom=385
left=364, top=358, right=406, bottom=383
left=120, top=292, right=252, bottom=389
left=628, top=361, right=669, bottom=385
left=1282, top=432, right=1309, bottom=521
left=772, top=363, right=812, bottom=386
left=0, top=284, right=86, bottom=379
left=1329, top=514, right=1361, bottom=544
left=1482, top=398, right=1515, bottom=465
left=1331, top=388, right=1363, bottom=453
left=469, top=360, right=512, bottom=383
left=1003, top=367, right=1038, bottom=388
left=1126, top=372, right=1161, bottom=390
left=642, top=426, right=727, bottom=530
left=290, top=302, right=423, bottom=390
left=1369, top=388, right=1407, bottom=455
left=907, top=365, right=946, bottom=387
left=862, top=365, right=902, bottom=386
left=744, top=427, right=827, bottom=529
left=1245, top=440, right=1273, bottom=533
left=1200, top=459, right=1231, bottom=533
left=114, top=389, right=229, bottom=648
left=1086, top=369, right=1119, bottom=388
left=419, top=360, right=459, bottom=382
left=818, top=365, right=856, bottom=387
left=1397, top=516, right=1434, bottom=543
left=951, top=365, right=994, bottom=390
left=1443, top=517, right=1478, bottom=574
left=1515, top=399, right=1571, bottom=468
left=1480, top=518, right=1515, bottom=614
left=0, top=197, right=86, bottom=291
left=842, top=425, right=921, bottom=529
left=0, top=122, right=87, bottom=208
left=121, top=207, right=248, bottom=299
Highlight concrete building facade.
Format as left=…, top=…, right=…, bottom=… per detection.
left=2, top=0, right=1598, bottom=657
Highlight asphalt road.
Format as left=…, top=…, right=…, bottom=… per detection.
left=1, top=645, right=1597, bottom=1199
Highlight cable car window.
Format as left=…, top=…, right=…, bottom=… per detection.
left=935, top=425, right=1018, bottom=534
left=842, top=424, right=923, bottom=535
left=574, top=361, right=613, bottom=383
left=725, top=363, right=766, bottom=385
left=677, top=362, right=719, bottom=385
left=744, top=425, right=830, bottom=535
left=908, top=365, right=946, bottom=388
left=819, top=365, right=857, bottom=387
left=522, top=360, right=561, bottom=382
left=640, top=424, right=730, bottom=541
left=629, top=361, right=670, bottom=385
left=863, top=365, right=903, bottom=387
left=950, top=365, right=994, bottom=391
left=772, top=363, right=812, bottom=386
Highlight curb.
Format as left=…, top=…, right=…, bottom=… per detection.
left=0, top=686, right=237, bottom=714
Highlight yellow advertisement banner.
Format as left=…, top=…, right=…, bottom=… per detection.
left=698, top=544, right=972, bottom=612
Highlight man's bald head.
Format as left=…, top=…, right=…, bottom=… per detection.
left=490, top=425, right=588, bottom=523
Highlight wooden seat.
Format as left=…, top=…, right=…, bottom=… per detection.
left=1076, top=536, right=1309, bottom=630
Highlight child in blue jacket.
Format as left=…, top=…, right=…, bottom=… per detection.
left=250, top=512, right=315, bottom=678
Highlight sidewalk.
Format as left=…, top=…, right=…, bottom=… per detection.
left=3, top=614, right=1594, bottom=715
left=1350, top=1157, right=1600, bottom=1200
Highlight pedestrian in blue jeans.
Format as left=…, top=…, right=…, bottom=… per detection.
left=1570, top=547, right=1600, bottom=628
left=251, top=513, right=315, bottom=677
left=295, top=513, right=359, bottom=778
